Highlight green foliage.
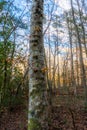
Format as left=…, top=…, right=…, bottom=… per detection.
left=0, top=0, right=7, bottom=11
left=0, top=0, right=28, bottom=112
left=28, top=118, right=42, bottom=130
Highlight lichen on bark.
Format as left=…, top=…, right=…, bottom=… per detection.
left=28, top=0, right=48, bottom=130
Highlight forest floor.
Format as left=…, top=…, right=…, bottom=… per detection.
left=51, top=105, right=87, bottom=130
left=50, top=87, right=87, bottom=130
left=0, top=88, right=87, bottom=130
left=0, top=103, right=87, bottom=130
left=0, top=104, right=28, bottom=130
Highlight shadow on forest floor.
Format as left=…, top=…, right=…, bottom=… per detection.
left=50, top=87, right=87, bottom=130
left=0, top=105, right=28, bottom=130
left=50, top=105, right=87, bottom=130
left=0, top=87, right=87, bottom=130
left=0, top=104, right=87, bottom=130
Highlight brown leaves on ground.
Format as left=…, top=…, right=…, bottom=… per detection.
left=50, top=106, right=87, bottom=130
left=0, top=105, right=27, bottom=130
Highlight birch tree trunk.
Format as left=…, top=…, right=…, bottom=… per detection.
left=28, top=0, right=48, bottom=130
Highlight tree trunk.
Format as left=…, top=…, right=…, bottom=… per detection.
left=66, top=14, right=77, bottom=94
left=76, top=0, right=87, bottom=57
left=71, top=0, right=87, bottom=106
left=28, top=0, right=48, bottom=130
